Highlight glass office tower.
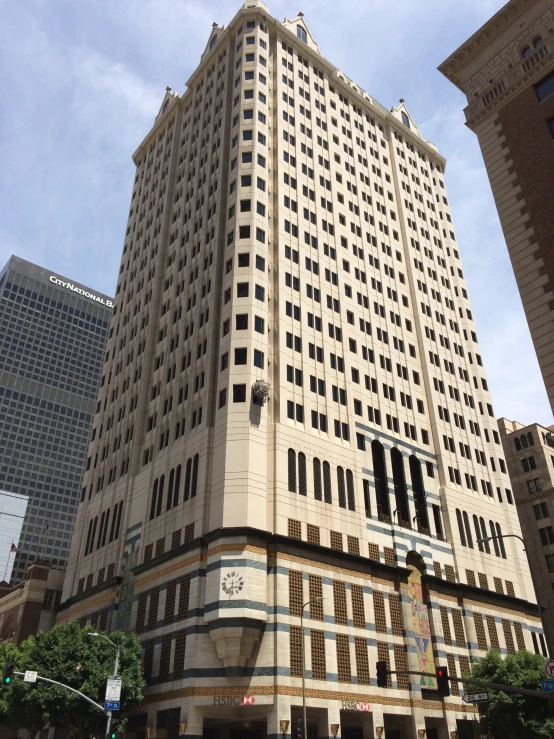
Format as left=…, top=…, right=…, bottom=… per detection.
left=0, top=255, right=112, bottom=583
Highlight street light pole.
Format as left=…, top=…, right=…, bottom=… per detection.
left=300, top=597, right=324, bottom=739
left=476, top=533, right=547, bottom=646
left=88, top=632, right=121, bottom=738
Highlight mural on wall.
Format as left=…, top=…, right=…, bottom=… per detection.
left=407, top=562, right=437, bottom=689
left=115, top=528, right=141, bottom=632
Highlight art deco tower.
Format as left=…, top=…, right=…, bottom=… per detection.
left=59, top=4, right=546, bottom=738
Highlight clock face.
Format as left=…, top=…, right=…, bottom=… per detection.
left=221, top=571, right=244, bottom=598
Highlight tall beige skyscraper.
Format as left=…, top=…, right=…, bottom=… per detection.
left=59, top=4, right=546, bottom=738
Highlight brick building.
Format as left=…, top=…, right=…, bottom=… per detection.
left=0, top=561, right=64, bottom=645
left=439, top=0, right=554, bottom=413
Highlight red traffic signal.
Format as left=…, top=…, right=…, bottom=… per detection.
left=436, top=665, right=450, bottom=696
left=376, top=660, right=388, bottom=688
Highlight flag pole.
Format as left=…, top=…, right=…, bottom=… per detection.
left=3, top=543, right=14, bottom=582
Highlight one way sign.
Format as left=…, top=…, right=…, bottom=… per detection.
left=462, top=691, right=489, bottom=704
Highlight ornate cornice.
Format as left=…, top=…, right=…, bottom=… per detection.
left=439, top=0, right=543, bottom=90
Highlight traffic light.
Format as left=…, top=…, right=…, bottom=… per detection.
left=376, top=660, right=388, bottom=688
left=435, top=665, right=450, bottom=697
left=108, top=720, right=119, bottom=739
left=2, top=662, right=15, bottom=686
left=295, top=719, right=303, bottom=738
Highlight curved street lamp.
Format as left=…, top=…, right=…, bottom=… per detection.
left=300, top=597, right=324, bottom=739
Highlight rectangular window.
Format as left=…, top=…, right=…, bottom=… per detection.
left=336, top=633, right=352, bottom=683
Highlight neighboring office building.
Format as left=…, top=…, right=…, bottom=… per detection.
left=498, top=417, right=554, bottom=652
left=0, top=490, right=28, bottom=583
left=0, top=561, right=64, bottom=644
left=439, top=0, right=554, bottom=413
left=0, top=256, right=112, bottom=585
left=58, top=3, right=544, bottom=738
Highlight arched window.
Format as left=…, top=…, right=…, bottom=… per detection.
left=479, top=517, right=490, bottom=553
left=166, top=469, right=175, bottom=511
left=298, top=453, right=307, bottom=496
left=521, top=45, right=532, bottom=57
left=456, top=509, right=466, bottom=546
left=173, top=465, right=181, bottom=508
left=101, top=510, right=110, bottom=547
left=401, top=111, right=410, bottom=129
left=157, top=475, right=165, bottom=516
left=150, top=478, right=159, bottom=520
left=409, top=455, right=429, bottom=531
left=184, top=458, right=192, bottom=501
left=463, top=511, right=474, bottom=548
left=473, top=515, right=483, bottom=552
left=496, top=523, right=507, bottom=559
left=346, top=469, right=356, bottom=511
left=489, top=521, right=500, bottom=556
left=514, top=437, right=521, bottom=451
left=372, top=440, right=390, bottom=521
left=323, top=461, right=332, bottom=504
left=191, top=454, right=199, bottom=497
left=297, top=25, right=307, bottom=43
left=288, top=449, right=297, bottom=493
left=209, top=33, right=218, bottom=49
left=337, top=466, right=346, bottom=508
left=391, top=449, right=410, bottom=527
left=313, top=458, right=322, bottom=500
left=363, top=479, right=371, bottom=517
left=97, top=512, right=105, bottom=550
left=528, top=432, right=534, bottom=446
left=533, top=36, right=543, bottom=48
left=521, top=434, right=528, bottom=448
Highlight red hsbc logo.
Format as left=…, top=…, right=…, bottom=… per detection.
left=213, top=695, right=256, bottom=706
left=342, top=701, right=371, bottom=712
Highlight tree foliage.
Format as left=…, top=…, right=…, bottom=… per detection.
left=0, top=621, right=145, bottom=737
left=469, top=649, right=554, bottom=739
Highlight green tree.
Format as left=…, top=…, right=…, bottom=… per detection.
left=468, top=649, right=554, bottom=739
left=0, top=641, right=21, bottom=728
left=1, top=621, right=145, bottom=737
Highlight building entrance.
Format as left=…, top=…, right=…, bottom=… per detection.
left=203, top=719, right=267, bottom=739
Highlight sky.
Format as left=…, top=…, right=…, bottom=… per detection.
left=0, top=0, right=551, bottom=427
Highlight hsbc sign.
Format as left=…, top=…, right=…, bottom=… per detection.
left=213, top=695, right=256, bottom=706
left=342, top=701, right=371, bottom=712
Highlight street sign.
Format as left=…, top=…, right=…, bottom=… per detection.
left=105, top=677, right=122, bottom=702
left=104, top=701, right=121, bottom=711
left=545, top=660, right=554, bottom=679
left=462, top=691, right=489, bottom=704
left=23, top=671, right=37, bottom=683
left=541, top=679, right=554, bottom=693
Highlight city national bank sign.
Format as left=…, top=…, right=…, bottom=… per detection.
left=49, top=276, right=113, bottom=308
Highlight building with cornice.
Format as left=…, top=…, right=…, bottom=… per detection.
left=498, top=416, right=554, bottom=652
left=0, top=256, right=112, bottom=585
left=439, top=0, right=554, bottom=415
left=58, top=4, right=546, bottom=738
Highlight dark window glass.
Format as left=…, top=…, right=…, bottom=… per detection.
left=535, top=70, right=554, bottom=102
left=233, top=384, right=247, bottom=402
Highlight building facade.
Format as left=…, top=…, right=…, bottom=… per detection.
left=498, top=417, right=554, bottom=651
left=0, top=561, right=64, bottom=645
left=0, top=490, right=28, bottom=583
left=59, top=4, right=545, bottom=738
left=0, top=256, right=112, bottom=584
left=439, top=0, right=554, bottom=413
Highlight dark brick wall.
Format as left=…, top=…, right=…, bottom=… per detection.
left=496, top=73, right=554, bottom=300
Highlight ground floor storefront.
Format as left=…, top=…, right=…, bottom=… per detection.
left=126, top=696, right=481, bottom=739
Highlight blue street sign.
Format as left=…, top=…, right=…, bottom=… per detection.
left=541, top=680, right=554, bottom=693
left=104, top=701, right=121, bottom=711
